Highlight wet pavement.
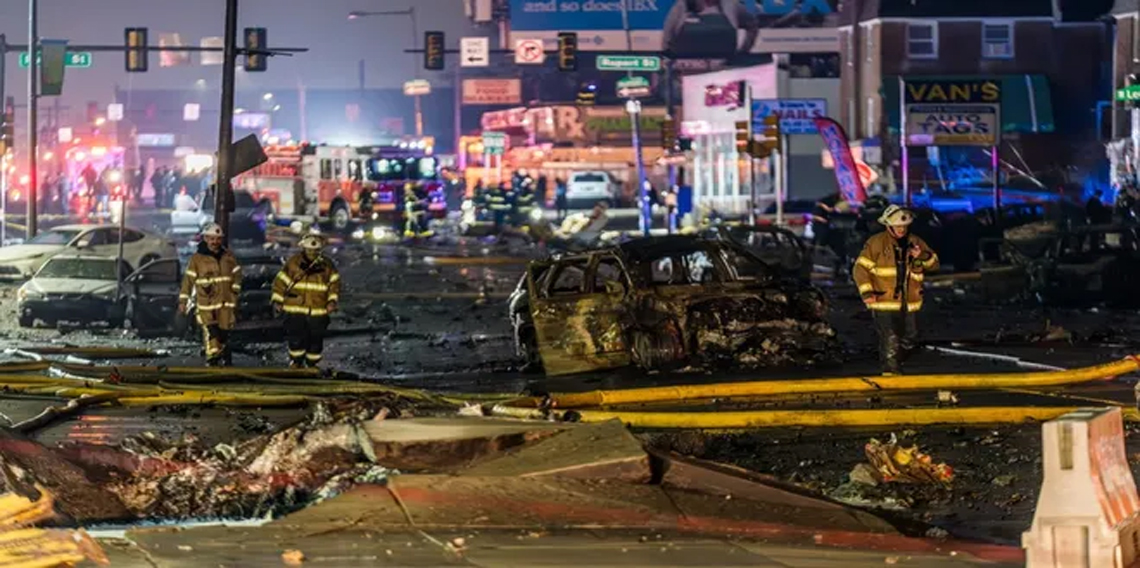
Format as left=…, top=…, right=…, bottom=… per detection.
left=0, top=227, right=1136, bottom=563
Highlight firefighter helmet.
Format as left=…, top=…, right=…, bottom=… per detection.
left=201, top=223, right=224, bottom=237
left=299, top=233, right=325, bottom=250
left=878, top=205, right=914, bottom=227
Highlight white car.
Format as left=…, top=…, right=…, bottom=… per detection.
left=16, top=254, right=131, bottom=327
left=0, top=224, right=177, bottom=279
left=171, top=190, right=269, bottom=235
left=566, top=171, right=619, bottom=209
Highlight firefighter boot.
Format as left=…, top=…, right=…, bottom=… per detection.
left=873, top=312, right=902, bottom=375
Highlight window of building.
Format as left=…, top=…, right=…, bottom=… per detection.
left=906, top=23, right=937, bottom=59
left=982, top=22, right=1013, bottom=59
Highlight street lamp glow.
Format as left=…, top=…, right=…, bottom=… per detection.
left=273, top=104, right=281, bottom=111
left=94, top=117, right=106, bottom=126
left=263, top=93, right=274, bottom=101
left=235, top=108, right=245, bottom=114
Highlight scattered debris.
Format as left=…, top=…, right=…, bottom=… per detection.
left=282, top=549, right=306, bottom=565
left=864, top=436, right=954, bottom=485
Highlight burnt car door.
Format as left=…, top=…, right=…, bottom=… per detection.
left=125, top=258, right=181, bottom=330
left=527, top=254, right=632, bottom=376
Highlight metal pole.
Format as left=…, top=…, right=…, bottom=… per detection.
left=26, top=0, right=37, bottom=239
left=454, top=54, right=461, bottom=166
left=665, top=58, right=676, bottom=192
left=619, top=0, right=649, bottom=234
left=899, top=78, right=909, bottom=207
left=0, top=33, right=7, bottom=246
left=410, top=8, right=424, bottom=137
left=992, top=144, right=1001, bottom=211
left=214, top=0, right=239, bottom=241
left=747, top=86, right=756, bottom=226
left=777, top=134, right=788, bottom=226
left=116, top=193, right=126, bottom=287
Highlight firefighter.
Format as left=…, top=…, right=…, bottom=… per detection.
left=513, top=177, right=538, bottom=226
left=272, top=233, right=341, bottom=368
left=402, top=183, right=433, bottom=238
left=179, top=223, right=242, bottom=367
left=853, top=205, right=939, bottom=375
left=487, top=183, right=511, bottom=230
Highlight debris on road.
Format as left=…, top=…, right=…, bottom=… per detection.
left=0, top=488, right=108, bottom=566
left=864, top=436, right=954, bottom=485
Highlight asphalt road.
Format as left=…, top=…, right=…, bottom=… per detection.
left=0, top=212, right=1138, bottom=547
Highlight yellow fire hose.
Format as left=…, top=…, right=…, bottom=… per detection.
left=502, top=354, right=1140, bottom=410
left=489, top=404, right=1140, bottom=429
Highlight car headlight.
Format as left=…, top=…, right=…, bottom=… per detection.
left=528, top=208, right=544, bottom=222
left=351, top=229, right=365, bottom=240
left=371, top=226, right=391, bottom=240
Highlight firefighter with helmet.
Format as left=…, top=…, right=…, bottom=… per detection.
left=179, top=223, right=242, bottom=366
left=402, top=183, right=433, bottom=238
left=272, top=232, right=341, bottom=368
left=853, top=205, right=939, bottom=375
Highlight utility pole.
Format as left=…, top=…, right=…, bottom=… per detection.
left=0, top=34, right=7, bottom=246
left=26, top=0, right=37, bottom=239
left=214, top=0, right=239, bottom=241
left=619, top=0, right=649, bottom=235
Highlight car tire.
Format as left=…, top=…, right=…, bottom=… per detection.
left=17, top=315, right=33, bottom=328
left=330, top=200, right=350, bottom=231
left=631, top=326, right=683, bottom=370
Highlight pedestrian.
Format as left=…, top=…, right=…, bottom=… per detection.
left=1087, top=190, right=1112, bottom=225
left=151, top=166, right=166, bottom=208
left=555, top=177, right=568, bottom=221
left=272, top=232, right=340, bottom=368
left=852, top=205, right=939, bottom=375
left=179, top=223, right=242, bottom=367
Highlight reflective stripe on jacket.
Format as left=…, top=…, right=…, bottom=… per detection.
left=180, top=249, right=242, bottom=328
left=852, top=231, right=938, bottom=312
left=272, top=253, right=340, bottom=317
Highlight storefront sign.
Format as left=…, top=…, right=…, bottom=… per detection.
left=234, top=112, right=270, bottom=130
left=681, top=64, right=776, bottom=133
left=903, top=79, right=1001, bottom=146
left=137, top=133, right=176, bottom=147
left=462, top=79, right=523, bottom=105
left=480, top=107, right=530, bottom=130
left=751, top=98, right=827, bottom=135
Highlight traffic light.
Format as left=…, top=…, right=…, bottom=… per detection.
left=734, top=120, right=750, bottom=152
left=424, top=31, right=445, bottom=71
left=1, top=97, right=13, bottom=154
left=755, top=113, right=781, bottom=156
left=244, top=27, right=268, bottom=72
left=558, top=32, right=577, bottom=72
left=576, top=82, right=597, bottom=106
left=125, top=27, right=148, bottom=72
left=661, top=117, right=676, bottom=150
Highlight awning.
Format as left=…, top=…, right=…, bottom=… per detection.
left=882, top=75, right=1055, bottom=134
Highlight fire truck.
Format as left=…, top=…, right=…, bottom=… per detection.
left=236, top=138, right=446, bottom=230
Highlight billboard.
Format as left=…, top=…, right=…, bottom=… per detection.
left=751, top=98, right=827, bottom=134
left=508, top=0, right=837, bottom=54
left=681, top=64, right=776, bottom=134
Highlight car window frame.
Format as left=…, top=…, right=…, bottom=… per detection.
left=587, top=253, right=632, bottom=295
left=541, top=257, right=592, bottom=299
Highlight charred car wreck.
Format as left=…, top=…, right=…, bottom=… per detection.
left=509, top=236, right=836, bottom=375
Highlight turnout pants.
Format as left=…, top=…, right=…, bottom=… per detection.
left=872, top=310, right=917, bottom=374
left=284, top=314, right=330, bottom=367
left=202, top=325, right=232, bottom=366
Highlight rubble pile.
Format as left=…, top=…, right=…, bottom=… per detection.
left=686, top=294, right=839, bottom=368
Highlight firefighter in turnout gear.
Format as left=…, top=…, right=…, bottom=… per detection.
left=179, top=223, right=242, bottom=366
left=402, top=183, right=433, bottom=238
left=853, top=205, right=939, bottom=375
left=486, top=184, right=512, bottom=230
left=272, top=232, right=341, bottom=368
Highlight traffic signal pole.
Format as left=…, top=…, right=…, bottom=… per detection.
left=213, top=0, right=239, bottom=242
left=26, top=0, right=37, bottom=239
left=0, top=34, right=7, bottom=245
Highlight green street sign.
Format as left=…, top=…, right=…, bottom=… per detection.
left=596, top=55, right=660, bottom=72
left=1117, top=85, right=1140, bottom=101
left=482, top=132, right=506, bottom=156
left=617, top=76, right=650, bottom=89
left=19, top=51, right=92, bottom=68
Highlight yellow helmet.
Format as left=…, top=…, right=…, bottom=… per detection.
left=878, top=205, right=914, bottom=227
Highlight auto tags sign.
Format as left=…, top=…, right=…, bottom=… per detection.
left=903, top=79, right=1001, bottom=147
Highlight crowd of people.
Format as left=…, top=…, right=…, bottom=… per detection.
left=30, top=163, right=211, bottom=217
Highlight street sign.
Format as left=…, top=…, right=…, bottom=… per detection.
left=482, top=131, right=506, bottom=155
left=1117, top=85, right=1140, bottom=101
left=751, top=99, right=828, bottom=134
left=107, top=103, right=124, bottom=122
left=596, top=55, right=660, bottom=72
left=403, top=79, right=431, bottom=96
left=183, top=103, right=200, bottom=122
left=903, top=79, right=1001, bottom=147
left=514, top=39, right=545, bottom=64
left=616, top=76, right=651, bottom=99
left=19, top=51, right=91, bottom=68
left=460, top=37, right=490, bottom=67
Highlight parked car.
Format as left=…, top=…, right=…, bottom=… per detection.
left=0, top=224, right=177, bottom=280
left=703, top=225, right=812, bottom=283
left=508, top=236, right=834, bottom=375
left=566, top=171, right=619, bottom=209
left=170, top=189, right=271, bottom=237
left=17, top=254, right=133, bottom=327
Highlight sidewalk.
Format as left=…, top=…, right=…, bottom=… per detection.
left=101, top=526, right=1015, bottom=567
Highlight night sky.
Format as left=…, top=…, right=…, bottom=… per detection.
left=0, top=0, right=471, bottom=118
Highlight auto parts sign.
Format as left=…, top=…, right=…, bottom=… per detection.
left=903, top=79, right=1001, bottom=147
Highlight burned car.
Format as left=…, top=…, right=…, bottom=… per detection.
left=509, top=236, right=835, bottom=375
left=981, top=224, right=1140, bottom=306
left=702, top=225, right=812, bottom=282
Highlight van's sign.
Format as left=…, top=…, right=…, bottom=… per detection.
left=904, top=79, right=1001, bottom=104
left=903, top=79, right=1002, bottom=147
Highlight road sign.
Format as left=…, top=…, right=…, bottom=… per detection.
left=403, top=79, right=431, bottom=96
left=482, top=131, right=506, bottom=155
left=751, top=99, right=828, bottom=134
left=107, top=103, right=124, bottom=121
left=1117, top=85, right=1140, bottom=101
left=514, top=39, right=545, bottom=64
left=596, top=55, right=660, bottom=72
left=19, top=51, right=92, bottom=68
left=461, top=37, right=490, bottom=67
left=616, top=76, right=651, bottom=99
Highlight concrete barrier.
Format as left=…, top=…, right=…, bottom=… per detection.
left=1023, top=407, right=1140, bottom=567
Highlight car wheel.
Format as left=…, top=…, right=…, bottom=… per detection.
left=17, top=315, right=33, bottom=328
left=330, top=201, right=350, bottom=231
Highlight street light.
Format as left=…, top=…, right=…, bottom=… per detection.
left=347, top=7, right=423, bottom=136
left=263, top=92, right=274, bottom=100
left=94, top=117, right=106, bottom=126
